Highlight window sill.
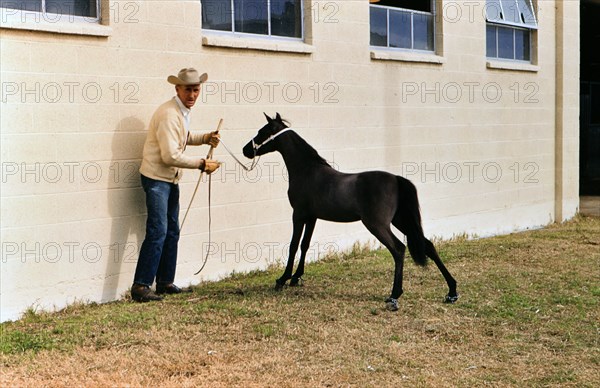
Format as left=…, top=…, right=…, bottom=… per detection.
left=486, top=60, right=539, bottom=72
left=0, top=18, right=111, bottom=37
left=370, top=49, right=446, bottom=64
left=202, top=33, right=314, bottom=54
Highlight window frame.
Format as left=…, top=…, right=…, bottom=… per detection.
left=486, top=24, right=531, bottom=61
left=369, top=0, right=436, bottom=53
left=201, top=0, right=305, bottom=42
left=0, top=0, right=100, bottom=24
left=485, top=0, right=537, bottom=63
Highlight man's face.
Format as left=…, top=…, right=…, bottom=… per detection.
left=176, top=84, right=201, bottom=109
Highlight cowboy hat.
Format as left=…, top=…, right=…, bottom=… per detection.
left=167, top=68, right=208, bottom=85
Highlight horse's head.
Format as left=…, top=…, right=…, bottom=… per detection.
left=243, top=113, right=290, bottom=158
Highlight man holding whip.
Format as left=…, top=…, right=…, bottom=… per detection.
left=131, top=68, right=221, bottom=303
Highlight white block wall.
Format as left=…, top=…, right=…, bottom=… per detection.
left=0, top=1, right=579, bottom=321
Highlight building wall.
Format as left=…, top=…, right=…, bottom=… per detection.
left=0, top=1, right=579, bottom=322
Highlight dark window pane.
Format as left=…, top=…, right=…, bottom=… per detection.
left=46, top=0, right=96, bottom=17
left=486, top=25, right=497, bottom=57
left=234, top=0, right=268, bottom=35
left=271, top=0, right=301, bottom=38
left=0, top=0, right=41, bottom=12
left=202, top=0, right=233, bottom=31
left=497, top=26, right=514, bottom=59
left=413, top=13, right=433, bottom=50
left=370, top=6, right=387, bottom=47
left=514, top=28, right=530, bottom=60
left=389, top=9, right=411, bottom=49
left=376, top=0, right=430, bottom=13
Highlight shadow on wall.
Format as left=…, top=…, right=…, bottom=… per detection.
left=103, top=117, right=147, bottom=301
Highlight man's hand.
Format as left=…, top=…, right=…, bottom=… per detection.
left=200, top=159, right=221, bottom=175
left=202, top=131, right=220, bottom=148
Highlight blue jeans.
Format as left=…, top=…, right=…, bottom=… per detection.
left=133, top=175, right=180, bottom=287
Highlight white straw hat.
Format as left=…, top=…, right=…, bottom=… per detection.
left=167, top=68, right=208, bottom=85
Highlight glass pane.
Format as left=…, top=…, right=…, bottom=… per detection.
left=485, top=0, right=503, bottom=22
left=46, top=0, right=96, bottom=17
left=514, top=28, right=530, bottom=60
left=376, top=0, right=431, bottom=13
left=413, top=13, right=433, bottom=51
left=500, top=0, right=520, bottom=23
left=516, top=0, right=536, bottom=27
left=234, top=0, right=268, bottom=35
left=370, top=6, right=387, bottom=47
left=486, top=25, right=497, bottom=57
left=202, top=0, right=232, bottom=31
left=497, top=26, right=514, bottom=59
left=0, top=0, right=41, bottom=11
left=389, top=9, right=411, bottom=49
left=271, top=0, right=301, bottom=38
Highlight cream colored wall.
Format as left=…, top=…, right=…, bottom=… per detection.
left=554, top=0, right=580, bottom=222
left=0, top=1, right=579, bottom=321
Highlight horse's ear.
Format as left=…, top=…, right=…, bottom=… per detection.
left=275, top=112, right=282, bottom=122
left=263, top=112, right=272, bottom=123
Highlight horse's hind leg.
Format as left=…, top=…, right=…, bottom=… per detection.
left=424, top=239, right=459, bottom=303
left=276, top=215, right=305, bottom=290
left=362, top=221, right=406, bottom=311
left=291, top=218, right=316, bottom=287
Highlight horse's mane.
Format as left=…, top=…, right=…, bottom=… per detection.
left=288, top=131, right=331, bottom=167
left=274, top=115, right=331, bottom=167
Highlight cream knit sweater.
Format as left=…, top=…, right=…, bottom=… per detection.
left=139, top=97, right=210, bottom=184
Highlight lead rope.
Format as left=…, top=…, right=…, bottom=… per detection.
left=193, top=173, right=212, bottom=275
left=219, top=137, right=261, bottom=172
left=179, top=121, right=261, bottom=275
left=193, top=139, right=260, bottom=275
left=188, top=126, right=292, bottom=275
left=180, top=118, right=223, bottom=233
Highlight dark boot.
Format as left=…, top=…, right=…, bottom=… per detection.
left=156, top=283, right=192, bottom=295
left=131, top=284, right=163, bottom=302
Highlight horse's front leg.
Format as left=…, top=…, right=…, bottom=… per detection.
left=276, top=216, right=305, bottom=290
left=290, top=218, right=317, bottom=287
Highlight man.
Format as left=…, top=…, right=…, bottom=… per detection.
left=131, top=68, right=221, bottom=302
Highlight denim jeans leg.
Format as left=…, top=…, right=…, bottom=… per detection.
left=133, top=175, right=172, bottom=286
left=156, top=183, right=180, bottom=285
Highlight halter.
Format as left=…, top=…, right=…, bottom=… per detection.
left=215, top=128, right=294, bottom=174
left=252, top=127, right=294, bottom=152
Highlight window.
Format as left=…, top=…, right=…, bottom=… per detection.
left=369, top=0, right=435, bottom=51
left=0, top=0, right=98, bottom=19
left=201, top=0, right=303, bottom=39
left=486, top=0, right=537, bottom=61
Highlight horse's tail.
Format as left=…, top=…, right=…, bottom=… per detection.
left=397, top=177, right=428, bottom=267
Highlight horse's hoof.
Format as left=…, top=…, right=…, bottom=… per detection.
left=290, top=277, right=304, bottom=287
left=385, top=298, right=399, bottom=312
left=444, top=294, right=459, bottom=304
left=274, top=281, right=285, bottom=291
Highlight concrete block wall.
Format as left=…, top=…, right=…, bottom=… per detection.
left=0, top=1, right=579, bottom=321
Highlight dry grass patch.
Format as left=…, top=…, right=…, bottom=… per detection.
left=2, top=216, right=599, bottom=387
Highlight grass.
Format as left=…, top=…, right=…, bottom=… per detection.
left=1, top=216, right=599, bottom=387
